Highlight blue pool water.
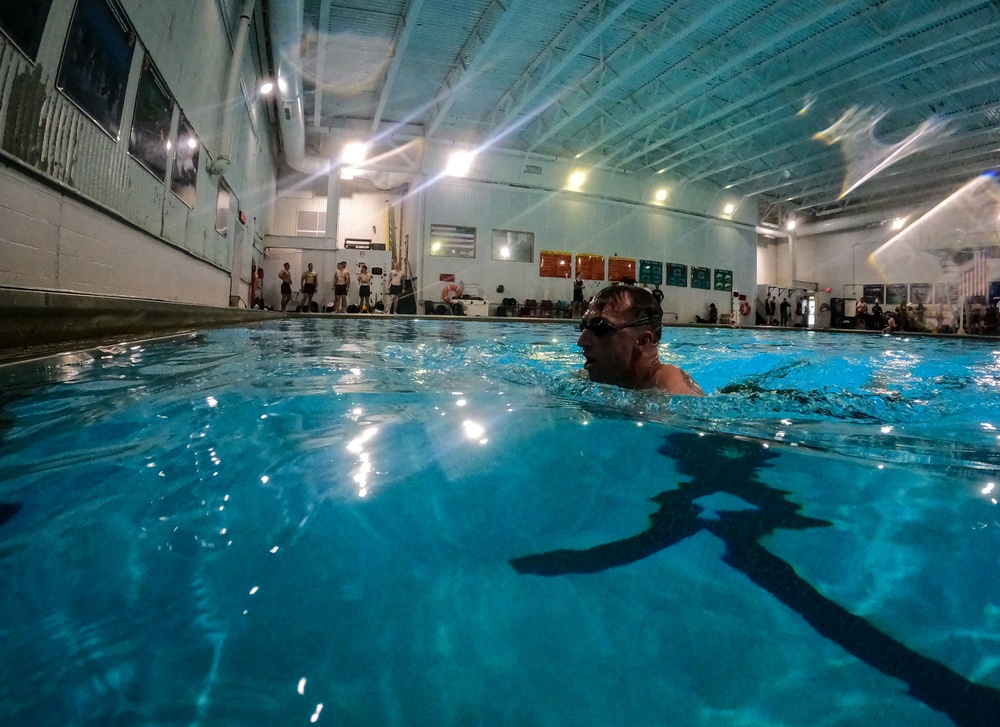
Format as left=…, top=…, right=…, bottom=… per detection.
left=0, top=319, right=998, bottom=726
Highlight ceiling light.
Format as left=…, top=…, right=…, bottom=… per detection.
left=891, top=217, right=906, bottom=230
left=342, top=142, right=368, bottom=165
left=341, top=168, right=356, bottom=180
left=568, top=170, right=587, bottom=189
left=258, top=81, right=274, bottom=96
left=655, top=188, right=668, bottom=202
left=786, top=218, right=796, bottom=230
left=445, top=150, right=474, bottom=177
left=723, top=203, right=735, bottom=216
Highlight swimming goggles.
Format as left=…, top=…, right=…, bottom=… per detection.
left=578, top=316, right=654, bottom=337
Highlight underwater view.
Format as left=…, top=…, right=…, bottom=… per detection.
left=0, top=318, right=998, bottom=726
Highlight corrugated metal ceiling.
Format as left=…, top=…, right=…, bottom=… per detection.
left=282, top=0, right=1000, bottom=219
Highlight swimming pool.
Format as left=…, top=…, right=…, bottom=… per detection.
left=0, top=319, right=997, bottom=726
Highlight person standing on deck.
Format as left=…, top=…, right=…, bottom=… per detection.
left=300, top=263, right=318, bottom=312
left=357, top=264, right=373, bottom=312
left=333, top=261, right=350, bottom=313
left=279, top=262, right=293, bottom=311
left=387, top=264, right=404, bottom=314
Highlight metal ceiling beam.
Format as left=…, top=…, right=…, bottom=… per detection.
left=370, top=0, right=428, bottom=134
left=602, top=0, right=991, bottom=171
left=520, top=0, right=738, bottom=155
left=424, top=0, right=530, bottom=139
left=583, top=0, right=869, bottom=168
left=726, top=76, right=1000, bottom=195
left=670, top=24, right=1000, bottom=179
left=478, top=0, right=602, bottom=140
left=483, top=0, right=645, bottom=141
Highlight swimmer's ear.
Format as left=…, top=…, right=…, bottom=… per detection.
left=636, top=330, right=655, bottom=346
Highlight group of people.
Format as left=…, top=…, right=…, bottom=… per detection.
left=763, top=296, right=792, bottom=326
left=278, top=262, right=406, bottom=313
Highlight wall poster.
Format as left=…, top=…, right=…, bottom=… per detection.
left=608, top=257, right=636, bottom=282
left=57, top=0, right=135, bottom=140
left=575, top=254, right=605, bottom=281
left=170, top=113, right=200, bottom=209
left=0, top=0, right=54, bottom=61
left=430, top=224, right=476, bottom=258
left=638, top=260, right=662, bottom=285
left=714, top=268, right=733, bottom=291
left=909, top=283, right=932, bottom=305
left=128, top=55, right=173, bottom=181
left=862, top=284, right=885, bottom=303
left=691, top=266, right=711, bottom=290
left=933, top=282, right=960, bottom=305
left=539, top=250, right=572, bottom=278
left=885, top=283, right=908, bottom=305
left=666, top=263, right=688, bottom=287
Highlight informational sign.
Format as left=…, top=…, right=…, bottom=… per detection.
left=639, top=260, right=662, bottom=285
left=862, top=284, right=885, bottom=303
left=909, top=283, right=932, bottom=305
left=666, top=263, right=688, bottom=287
left=539, top=250, right=572, bottom=278
left=886, top=283, right=908, bottom=305
left=608, top=257, right=636, bottom=282
left=714, top=268, right=733, bottom=291
left=691, top=266, right=711, bottom=290
left=576, top=254, right=605, bottom=280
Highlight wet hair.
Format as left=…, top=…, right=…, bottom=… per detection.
left=591, top=285, right=664, bottom=342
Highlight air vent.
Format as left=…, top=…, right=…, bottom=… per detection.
left=524, top=164, right=542, bottom=175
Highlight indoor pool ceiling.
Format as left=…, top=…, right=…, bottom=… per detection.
left=280, top=0, right=1000, bottom=220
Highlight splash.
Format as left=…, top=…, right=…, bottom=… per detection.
left=814, top=107, right=949, bottom=198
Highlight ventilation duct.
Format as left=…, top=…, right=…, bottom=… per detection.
left=269, top=0, right=331, bottom=175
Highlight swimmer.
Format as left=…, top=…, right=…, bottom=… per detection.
left=577, top=285, right=704, bottom=396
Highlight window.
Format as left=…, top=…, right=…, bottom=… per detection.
left=0, top=0, right=54, bottom=61
left=492, top=229, right=533, bottom=262
left=128, top=55, right=173, bottom=181
left=56, top=0, right=135, bottom=140
left=216, top=180, right=231, bottom=237
left=430, top=224, right=476, bottom=258
left=296, top=210, right=326, bottom=237
left=170, top=113, right=200, bottom=208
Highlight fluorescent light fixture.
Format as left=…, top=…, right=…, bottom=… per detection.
left=786, top=218, right=796, bottom=230
left=445, top=150, right=474, bottom=176
left=655, top=188, right=668, bottom=202
left=723, top=202, right=735, bottom=216
left=342, top=142, right=368, bottom=165
left=568, top=170, right=587, bottom=189
left=891, top=217, right=906, bottom=230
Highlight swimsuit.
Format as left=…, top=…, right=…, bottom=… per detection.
left=359, top=285, right=370, bottom=297
left=389, top=284, right=403, bottom=295
left=335, top=284, right=348, bottom=296
left=303, top=283, right=316, bottom=295
left=281, top=282, right=292, bottom=295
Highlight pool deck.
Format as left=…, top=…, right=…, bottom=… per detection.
left=3, top=293, right=997, bottom=365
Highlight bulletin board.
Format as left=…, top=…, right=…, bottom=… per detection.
left=639, top=260, right=662, bottom=285
left=714, top=269, right=733, bottom=291
left=666, top=263, right=688, bottom=287
left=886, top=284, right=908, bottom=305
left=539, top=250, right=572, bottom=278
left=691, top=266, right=711, bottom=290
left=576, top=254, right=605, bottom=281
left=608, top=257, right=636, bottom=282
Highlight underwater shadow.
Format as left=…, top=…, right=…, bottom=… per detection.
left=510, top=431, right=999, bottom=727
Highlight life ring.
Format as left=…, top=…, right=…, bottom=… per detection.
left=739, top=301, right=751, bottom=317
left=442, top=283, right=463, bottom=302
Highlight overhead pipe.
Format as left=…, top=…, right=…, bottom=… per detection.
left=209, top=0, right=256, bottom=176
